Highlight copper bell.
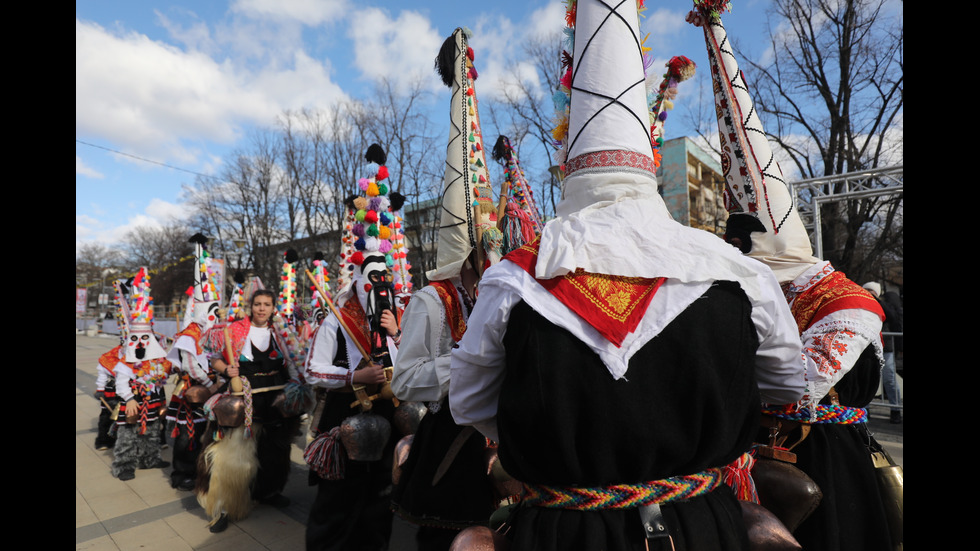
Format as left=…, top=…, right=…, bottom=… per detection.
left=449, top=526, right=511, bottom=551
left=183, top=385, right=211, bottom=406
left=738, top=500, right=802, bottom=551
left=212, top=395, right=246, bottom=427
left=391, top=434, right=414, bottom=486
left=752, top=458, right=823, bottom=533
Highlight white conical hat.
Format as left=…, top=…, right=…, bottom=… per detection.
left=124, top=267, right=167, bottom=363
left=693, top=0, right=819, bottom=282
left=426, top=27, right=497, bottom=281
left=189, top=233, right=220, bottom=330
left=532, top=0, right=763, bottom=296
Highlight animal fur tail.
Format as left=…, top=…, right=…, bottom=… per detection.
left=195, top=426, right=259, bottom=524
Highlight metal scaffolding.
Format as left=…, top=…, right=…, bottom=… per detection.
left=791, top=165, right=903, bottom=259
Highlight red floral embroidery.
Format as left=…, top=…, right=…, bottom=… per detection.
left=805, top=329, right=855, bottom=376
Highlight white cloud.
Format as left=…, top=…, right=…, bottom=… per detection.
left=347, top=8, right=443, bottom=90
left=642, top=8, right=693, bottom=61
left=76, top=155, right=103, bottom=179
left=76, top=16, right=349, bottom=171
left=231, top=0, right=349, bottom=25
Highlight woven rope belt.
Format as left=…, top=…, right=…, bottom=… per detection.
left=761, top=404, right=867, bottom=424
left=522, top=468, right=723, bottom=510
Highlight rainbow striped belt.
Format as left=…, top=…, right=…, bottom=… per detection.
left=761, top=404, right=868, bottom=424
left=521, top=468, right=722, bottom=510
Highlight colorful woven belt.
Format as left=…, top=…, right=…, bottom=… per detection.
left=761, top=404, right=867, bottom=424
left=521, top=468, right=722, bottom=510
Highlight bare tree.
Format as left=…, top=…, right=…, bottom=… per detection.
left=743, top=0, right=903, bottom=280
left=363, top=77, right=443, bottom=282
left=122, top=220, right=195, bottom=312
left=490, top=32, right=565, bottom=218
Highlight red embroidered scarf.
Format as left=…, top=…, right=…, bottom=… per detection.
left=504, top=238, right=666, bottom=347
left=790, top=271, right=885, bottom=333
left=429, top=280, right=467, bottom=343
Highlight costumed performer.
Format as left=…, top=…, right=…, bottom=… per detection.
left=303, top=143, right=404, bottom=551
left=165, top=233, right=221, bottom=491
left=388, top=27, right=506, bottom=551
left=195, top=288, right=302, bottom=533
left=111, top=267, right=173, bottom=481
left=687, top=2, right=897, bottom=549
left=94, top=277, right=132, bottom=451
left=449, top=1, right=806, bottom=549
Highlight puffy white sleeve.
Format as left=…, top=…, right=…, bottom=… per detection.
left=800, top=308, right=883, bottom=405
left=749, top=272, right=807, bottom=405
left=449, top=278, right=519, bottom=443
left=304, top=315, right=355, bottom=390
left=391, top=291, right=450, bottom=402
left=114, top=362, right=136, bottom=402
left=95, top=363, right=111, bottom=391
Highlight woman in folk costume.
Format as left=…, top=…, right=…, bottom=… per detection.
left=449, top=1, right=806, bottom=549
left=94, top=277, right=132, bottom=451
left=688, top=2, right=896, bottom=549
left=164, top=234, right=221, bottom=491
left=304, top=144, right=405, bottom=551
left=387, top=28, right=505, bottom=551
left=110, top=267, right=173, bottom=481
left=195, top=283, right=303, bottom=533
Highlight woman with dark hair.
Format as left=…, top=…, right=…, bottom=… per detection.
left=196, top=289, right=301, bottom=533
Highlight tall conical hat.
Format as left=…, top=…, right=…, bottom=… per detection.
left=112, top=277, right=132, bottom=345
left=490, top=135, right=544, bottom=255
left=189, top=233, right=220, bottom=330
left=227, top=271, right=246, bottom=321
left=278, top=248, right=299, bottom=319
left=531, top=0, right=761, bottom=296
left=427, top=27, right=498, bottom=281
left=309, top=251, right=332, bottom=314
left=692, top=0, right=819, bottom=281
left=124, top=267, right=167, bottom=362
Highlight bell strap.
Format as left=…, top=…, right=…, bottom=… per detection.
left=522, top=468, right=722, bottom=510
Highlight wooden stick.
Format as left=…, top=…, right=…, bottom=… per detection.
left=224, top=325, right=243, bottom=393
left=306, top=269, right=373, bottom=411
left=496, top=180, right=511, bottom=230
left=306, top=270, right=370, bottom=359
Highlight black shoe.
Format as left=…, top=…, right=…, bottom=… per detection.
left=209, top=514, right=229, bottom=533
left=140, top=460, right=171, bottom=470
left=174, top=478, right=195, bottom=491
left=258, top=493, right=290, bottom=508
left=890, top=411, right=903, bottom=424
left=117, top=470, right=135, bottom=481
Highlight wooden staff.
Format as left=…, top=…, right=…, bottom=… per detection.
left=306, top=269, right=375, bottom=411
left=223, top=325, right=243, bottom=393
left=496, top=179, right=511, bottom=231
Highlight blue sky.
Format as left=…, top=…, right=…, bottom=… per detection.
left=77, top=0, right=781, bottom=253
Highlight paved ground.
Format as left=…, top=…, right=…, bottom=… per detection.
left=76, top=333, right=903, bottom=550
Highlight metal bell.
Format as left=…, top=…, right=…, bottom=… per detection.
left=392, top=401, right=427, bottom=436
left=339, top=412, right=391, bottom=461
left=392, top=434, right=414, bottom=485
left=212, top=395, right=246, bottom=428
left=183, top=384, right=211, bottom=406
left=449, top=526, right=511, bottom=551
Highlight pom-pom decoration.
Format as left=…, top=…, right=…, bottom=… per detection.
left=278, top=250, right=298, bottom=318
left=648, top=55, right=696, bottom=167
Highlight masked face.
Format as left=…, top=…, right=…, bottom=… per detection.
left=193, top=300, right=220, bottom=331
left=125, top=324, right=167, bottom=363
